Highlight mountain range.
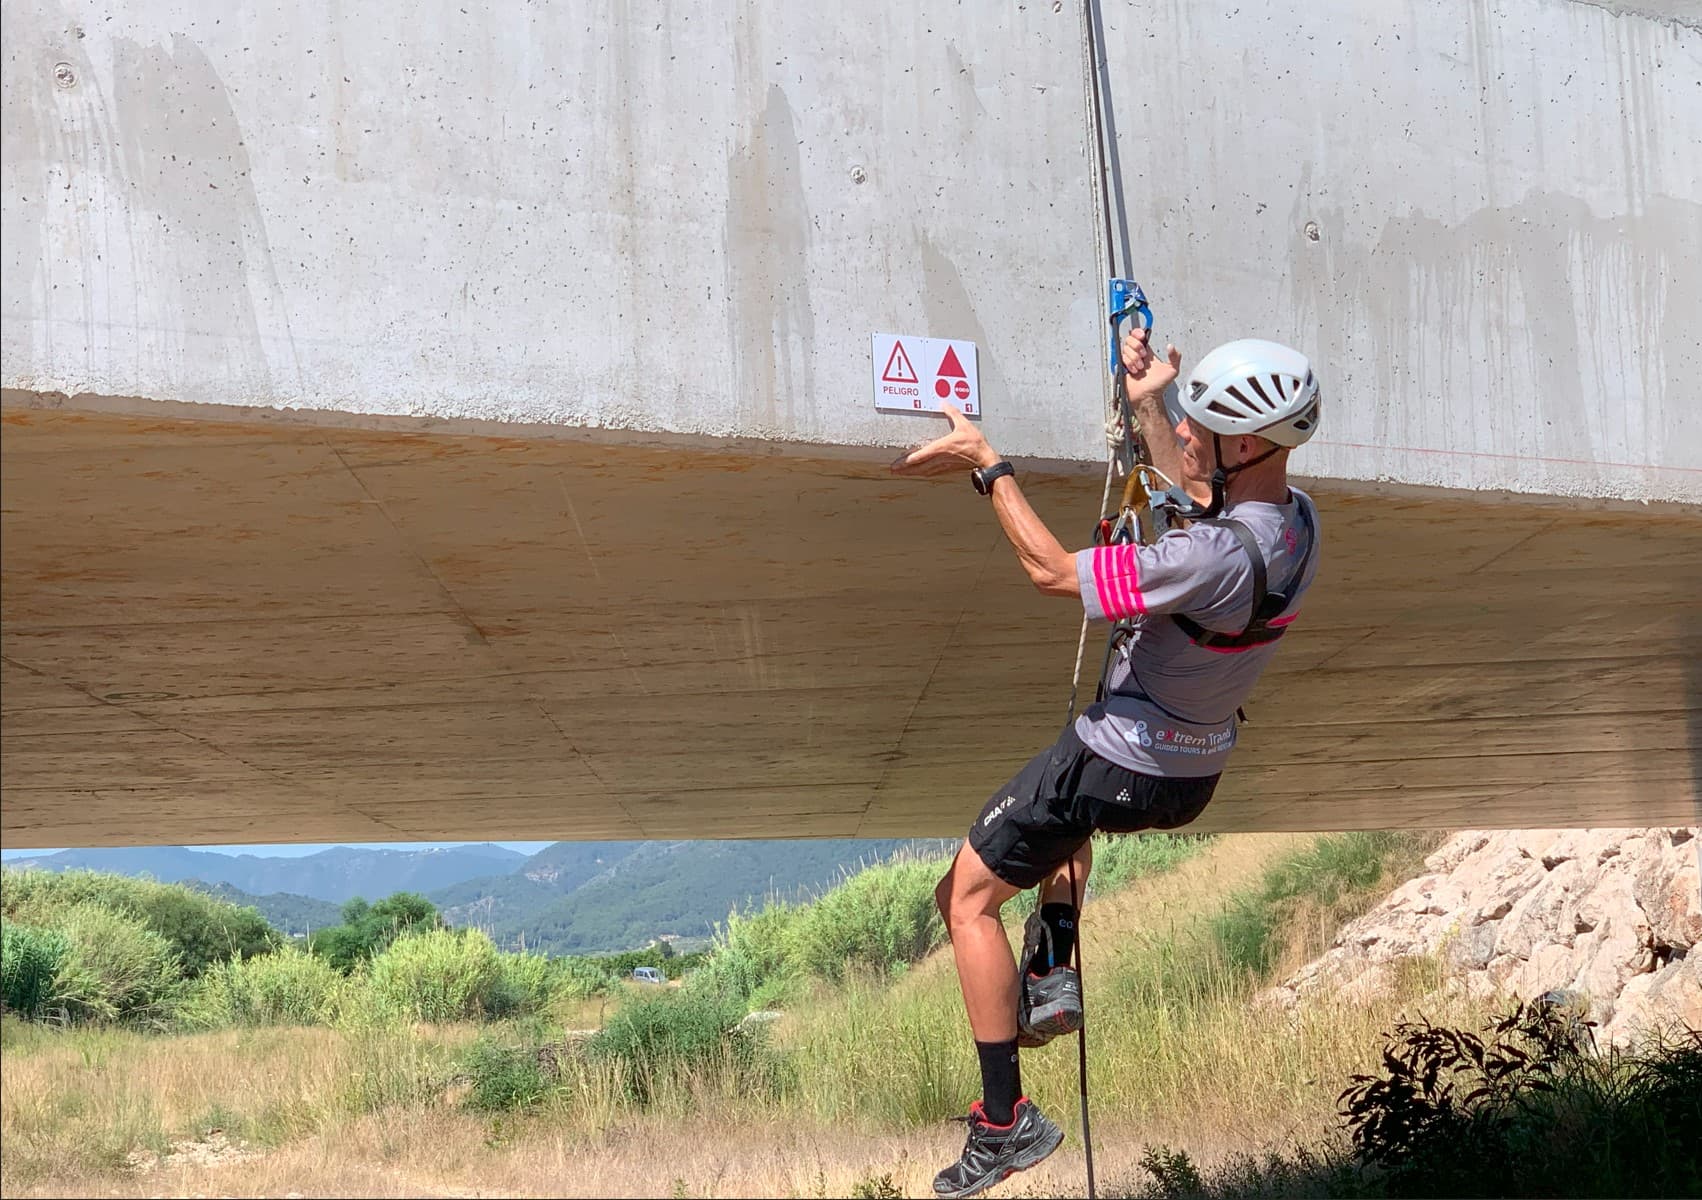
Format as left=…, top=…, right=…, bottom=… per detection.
left=3, top=838, right=952, bottom=955
left=4, top=843, right=526, bottom=903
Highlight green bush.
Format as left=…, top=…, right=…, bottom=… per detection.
left=459, top=1035, right=549, bottom=1113
left=369, top=928, right=503, bottom=1022
left=179, top=942, right=347, bottom=1029
left=488, top=950, right=553, bottom=1019
left=1, top=868, right=277, bottom=976
left=1, top=920, right=69, bottom=1017
left=788, top=856, right=947, bottom=983
left=1121, top=1005, right=1702, bottom=1200
left=46, top=902, right=183, bottom=1025
left=550, top=956, right=618, bottom=1002
left=308, top=892, right=441, bottom=972
left=587, top=986, right=776, bottom=1106
left=691, top=903, right=802, bottom=1007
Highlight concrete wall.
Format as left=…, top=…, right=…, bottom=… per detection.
left=4, top=0, right=1699, bottom=502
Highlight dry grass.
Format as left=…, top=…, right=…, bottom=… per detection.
left=1, top=833, right=1485, bottom=1198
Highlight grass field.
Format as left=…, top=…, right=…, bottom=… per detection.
left=1, top=831, right=1493, bottom=1199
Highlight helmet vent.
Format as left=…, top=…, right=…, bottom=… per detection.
left=1246, top=376, right=1272, bottom=406
left=1206, top=400, right=1241, bottom=419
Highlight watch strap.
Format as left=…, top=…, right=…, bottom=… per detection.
left=973, top=461, right=1016, bottom=495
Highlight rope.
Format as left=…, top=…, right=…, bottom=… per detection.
left=1061, top=5, right=1127, bottom=1199
left=1068, top=852, right=1096, bottom=1199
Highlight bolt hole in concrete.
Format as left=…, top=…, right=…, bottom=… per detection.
left=53, top=61, right=77, bottom=88
left=1304, top=220, right=1321, bottom=242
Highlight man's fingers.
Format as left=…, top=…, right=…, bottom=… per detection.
left=1167, top=344, right=1182, bottom=370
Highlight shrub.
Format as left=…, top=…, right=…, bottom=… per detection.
left=1338, top=1002, right=1702, bottom=1197
left=459, top=1035, right=549, bottom=1113
left=488, top=950, right=553, bottom=1019
left=369, top=928, right=503, bottom=1022
left=1121, top=1003, right=1702, bottom=1199
left=308, top=892, right=441, bottom=972
left=179, top=942, right=347, bottom=1028
left=1, top=920, right=69, bottom=1017
left=1, top=868, right=277, bottom=976
left=550, top=956, right=618, bottom=1002
left=587, top=987, right=777, bottom=1105
left=46, top=902, right=182, bottom=1025
left=691, top=903, right=801, bottom=1007
left=788, top=856, right=947, bottom=984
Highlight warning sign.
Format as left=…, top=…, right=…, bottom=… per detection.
left=871, top=333, right=980, bottom=416
left=881, top=341, right=918, bottom=384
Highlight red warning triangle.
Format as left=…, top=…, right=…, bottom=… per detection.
left=881, top=341, right=919, bottom=383
left=935, top=345, right=967, bottom=378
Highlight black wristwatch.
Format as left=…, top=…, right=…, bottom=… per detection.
left=971, top=461, right=1015, bottom=496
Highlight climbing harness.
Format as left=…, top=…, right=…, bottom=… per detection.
left=1171, top=500, right=1317, bottom=651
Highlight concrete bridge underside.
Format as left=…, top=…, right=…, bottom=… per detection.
left=3, top=403, right=1698, bottom=848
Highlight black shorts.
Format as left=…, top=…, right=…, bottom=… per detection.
left=966, top=725, right=1220, bottom=889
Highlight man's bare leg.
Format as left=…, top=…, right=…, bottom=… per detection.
left=1038, top=839, right=1092, bottom=909
left=935, top=839, right=1024, bottom=1040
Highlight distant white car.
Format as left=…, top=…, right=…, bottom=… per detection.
left=631, top=966, right=666, bottom=985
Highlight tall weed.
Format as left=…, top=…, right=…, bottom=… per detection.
left=788, top=856, right=947, bottom=983
left=587, top=987, right=783, bottom=1106
left=693, top=903, right=802, bottom=1007
left=1, top=920, right=69, bottom=1016
left=1211, top=831, right=1441, bottom=979
left=1091, top=832, right=1214, bottom=894
left=180, top=943, right=348, bottom=1029
left=45, top=902, right=183, bottom=1026
left=368, top=928, right=503, bottom=1023
left=2, top=868, right=276, bottom=975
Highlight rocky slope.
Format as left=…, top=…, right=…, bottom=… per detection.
left=1259, top=827, right=1700, bottom=1045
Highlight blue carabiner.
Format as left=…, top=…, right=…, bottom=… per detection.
left=1107, top=278, right=1153, bottom=375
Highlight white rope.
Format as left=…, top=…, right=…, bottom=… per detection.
left=1067, top=0, right=1122, bottom=729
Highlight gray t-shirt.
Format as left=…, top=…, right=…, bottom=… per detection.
left=1072, top=488, right=1320, bottom=777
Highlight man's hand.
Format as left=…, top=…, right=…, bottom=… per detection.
left=890, top=403, right=1001, bottom=477
left=1122, top=327, right=1183, bottom=404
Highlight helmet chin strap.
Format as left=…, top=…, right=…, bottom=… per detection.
left=1169, top=434, right=1283, bottom=520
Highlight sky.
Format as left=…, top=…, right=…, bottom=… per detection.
left=0, top=842, right=557, bottom=860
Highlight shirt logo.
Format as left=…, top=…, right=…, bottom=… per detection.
left=1285, top=529, right=1299, bottom=555
left=1126, top=720, right=1153, bottom=749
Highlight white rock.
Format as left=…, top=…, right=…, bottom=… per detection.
left=1265, top=826, right=1699, bottom=1046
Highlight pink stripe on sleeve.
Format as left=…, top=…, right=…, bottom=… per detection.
left=1092, top=546, right=1121, bottom=618
left=1093, top=545, right=1145, bottom=619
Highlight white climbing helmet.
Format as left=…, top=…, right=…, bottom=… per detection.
left=1179, top=339, right=1321, bottom=448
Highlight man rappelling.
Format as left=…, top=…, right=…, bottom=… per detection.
left=891, top=326, right=1324, bottom=1198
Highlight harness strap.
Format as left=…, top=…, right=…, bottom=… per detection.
left=1172, top=496, right=1316, bottom=650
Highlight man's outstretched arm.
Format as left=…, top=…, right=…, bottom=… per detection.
left=890, top=404, right=1078, bottom=598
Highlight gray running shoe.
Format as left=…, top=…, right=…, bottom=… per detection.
left=1018, top=964, right=1084, bottom=1048
left=933, top=1097, right=1064, bottom=1198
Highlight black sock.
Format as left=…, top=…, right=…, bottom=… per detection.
left=976, top=1038, right=1021, bottom=1126
left=1035, top=902, right=1078, bottom=974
